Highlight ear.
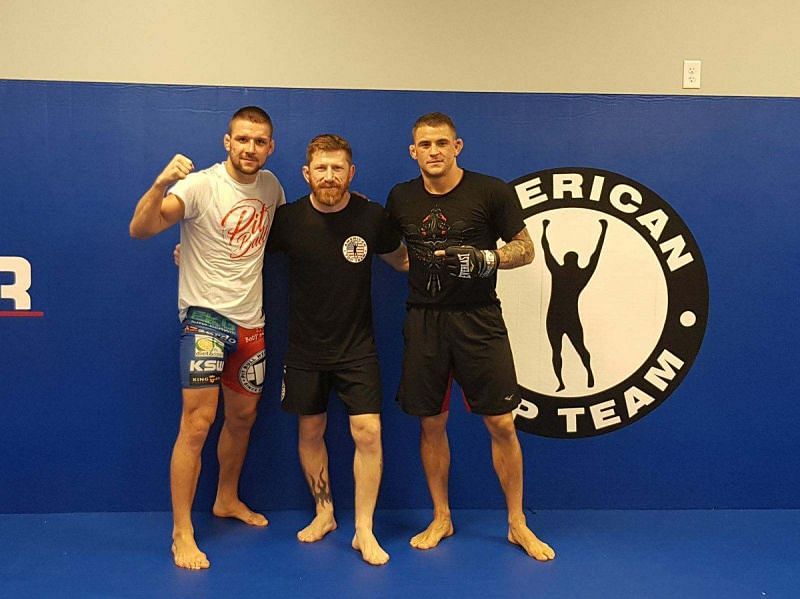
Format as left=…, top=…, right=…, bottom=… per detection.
left=454, top=138, right=464, bottom=156
left=409, top=144, right=417, bottom=160
left=302, top=164, right=311, bottom=184
left=267, top=138, right=276, bottom=158
left=347, top=163, right=356, bottom=183
left=223, top=133, right=231, bottom=153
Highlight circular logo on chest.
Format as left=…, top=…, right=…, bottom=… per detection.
left=342, top=236, right=368, bottom=263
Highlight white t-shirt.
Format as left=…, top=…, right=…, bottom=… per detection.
left=170, top=162, right=285, bottom=328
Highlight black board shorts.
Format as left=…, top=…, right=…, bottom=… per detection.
left=281, top=360, right=382, bottom=416
left=397, top=304, right=521, bottom=416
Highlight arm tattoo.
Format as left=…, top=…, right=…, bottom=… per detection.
left=497, top=228, right=534, bottom=269
left=307, top=467, right=333, bottom=506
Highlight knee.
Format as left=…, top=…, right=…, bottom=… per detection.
left=299, top=416, right=327, bottom=446
left=420, top=415, right=447, bottom=441
left=484, top=414, right=517, bottom=442
left=179, top=409, right=216, bottom=450
left=351, top=418, right=381, bottom=451
left=225, top=404, right=258, bottom=432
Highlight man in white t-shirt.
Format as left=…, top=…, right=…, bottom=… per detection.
left=130, top=106, right=285, bottom=570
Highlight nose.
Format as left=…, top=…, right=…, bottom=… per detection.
left=323, top=167, right=335, bottom=181
left=246, top=140, right=256, bottom=153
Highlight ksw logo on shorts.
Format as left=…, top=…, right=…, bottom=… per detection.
left=498, top=168, right=708, bottom=438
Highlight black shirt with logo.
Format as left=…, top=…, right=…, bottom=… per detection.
left=267, top=193, right=401, bottom=368
left=386, top=170, right=525, bottom=307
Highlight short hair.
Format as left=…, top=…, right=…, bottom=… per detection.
left=412, top=112, right=457, bottom=139
left=305, top=134, right=353, bottom=164
left=228, top=106, right=273, bottom=135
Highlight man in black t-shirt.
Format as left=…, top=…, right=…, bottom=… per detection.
left=386, top=113, right=555, bottom=561
left=268, top=134, right=407, bottom=566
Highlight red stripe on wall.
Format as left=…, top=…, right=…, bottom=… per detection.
left=0, top=311, right=44, bottom=318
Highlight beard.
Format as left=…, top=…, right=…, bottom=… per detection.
left=310, top=180, right=349, bottom=206
left=231, top=155, right=263, bottom=177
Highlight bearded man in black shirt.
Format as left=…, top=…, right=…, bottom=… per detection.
left=268, top=134, right=407, bottom=566
left=386, top=113, right=555, bottom=561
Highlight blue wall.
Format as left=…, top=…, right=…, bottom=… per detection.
left=1, top=80, right=798, bottom=512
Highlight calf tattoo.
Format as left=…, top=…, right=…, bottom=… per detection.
left=307, top=467, right=333, bottom=506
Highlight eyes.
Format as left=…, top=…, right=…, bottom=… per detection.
left=417, top=139, right=451, bottom=150
left=234, top=136, right=270, bottom=147
left=314, top=165, right=346, bottom=173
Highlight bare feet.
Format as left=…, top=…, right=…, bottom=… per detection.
left=212, top=498, right=268, bottom=527
left=352, top=527, right=389, bottom=565
left=297, top=512, right=337, bottom=543
left=410, top=517, right=454, bottom=549
left=171, top=532, right=210, bottom=570
left=507, top=521, right=555, bottom=561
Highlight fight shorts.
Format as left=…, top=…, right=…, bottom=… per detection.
left=397, top=304, right=521, bottom=416
left=179, top=307, right=266, bottom=396
left=281, top=360, right=382, bottom=416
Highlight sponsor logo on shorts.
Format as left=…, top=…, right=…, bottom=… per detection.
left=244, top=331, right=263, bottom=343
left=195, top=336, right=224, bottom=358
left=499, top=167, right=708, bottom=438
left=342, top=236, right=368, bottom=263
left=239, top=349, right=266, bottom=394
left=190, top=374, right=220, bottom=386
left=189, top=359, right=225, bottom=373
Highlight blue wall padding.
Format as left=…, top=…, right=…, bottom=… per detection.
left=0, top=80, right=798, bottom=512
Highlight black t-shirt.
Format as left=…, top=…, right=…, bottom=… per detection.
left=386, top=170, right=525, bottom=307
left=267, top=193, right=401, bottom=369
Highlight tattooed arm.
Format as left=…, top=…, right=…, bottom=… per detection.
left=497, top=227, right=534, bottom=269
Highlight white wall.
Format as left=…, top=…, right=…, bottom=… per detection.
left=1, top=0, right=798, bottom=96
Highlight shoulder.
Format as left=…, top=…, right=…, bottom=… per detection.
left=387, top=177, right=424, bottom=209
left=169, top=164, right=218, bottom=199
left=281, top=195, right=310, bottom=215
left=256, top=168, right=283, bottom=187
left=349, top=191, right=382, bottom=212
left=463, top=170, right=516, bottom=201
left=463, top=170, right=509, bottom=189
left=389, top=176, right=422, bottom=195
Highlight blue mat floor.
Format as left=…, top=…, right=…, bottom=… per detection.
left=0, top=509, right=797, bottom=598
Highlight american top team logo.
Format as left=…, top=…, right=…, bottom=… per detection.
left=342, top=236, right=368, bottom=263
left=498, top=168, right=708, bottom=438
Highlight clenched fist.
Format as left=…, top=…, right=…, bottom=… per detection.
left=443, top=246, right=499, bottom=279
left=155, top=154, right=194, bottom=188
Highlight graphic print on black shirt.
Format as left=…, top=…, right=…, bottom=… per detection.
left=387, top=171, right=526, bottom=307
left=405, top=207, right=475, bottom=297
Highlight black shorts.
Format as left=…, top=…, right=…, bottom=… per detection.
left=281, top=360, right=382, bottom=416
left=397, top=304, right=520, bottom=417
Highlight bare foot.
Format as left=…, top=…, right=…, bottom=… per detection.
left=212, top=498, right=268, bottom=527
left=297, top=512, right=337, bottom=543
left=507, top=522, right=555, bottom=561
left=171, top=532, right=210, bottom=570
left=410, top=517, right=454, bottom=549
left=352, top=527, right=389, bottom=566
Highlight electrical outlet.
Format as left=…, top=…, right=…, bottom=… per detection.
left=683, top=60, right=702, bottom=89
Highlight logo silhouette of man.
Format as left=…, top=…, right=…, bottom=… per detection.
left=541, top=218, right=608, bottom=392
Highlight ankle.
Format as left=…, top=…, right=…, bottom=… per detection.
left=508, top=514, right=527, bottom=527
left=172, top=527, right=195, bottom=540
left=315, top=505, right=335, bottom=518
left=432, top=510, right=452, bottom=522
